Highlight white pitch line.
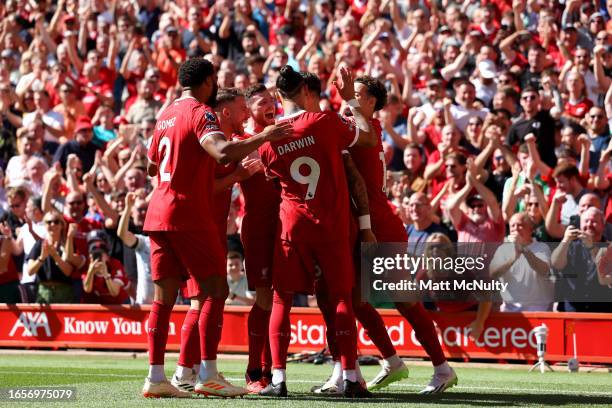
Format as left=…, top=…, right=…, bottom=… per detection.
left=1, top=370, right=611, bottom=397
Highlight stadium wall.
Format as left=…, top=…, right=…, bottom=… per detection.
left=1, top=304, right=611, bottom=364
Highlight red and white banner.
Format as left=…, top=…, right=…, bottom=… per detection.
left=1, top=304, right=611, bottom=363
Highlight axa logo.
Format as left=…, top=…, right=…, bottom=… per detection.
left=9, top=312, right=52, bottom=337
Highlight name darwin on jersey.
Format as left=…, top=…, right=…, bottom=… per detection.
left=277, top=135, right=315, bottom=156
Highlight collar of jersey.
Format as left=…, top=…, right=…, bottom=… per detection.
left=174, top=95, right=197, bottom=103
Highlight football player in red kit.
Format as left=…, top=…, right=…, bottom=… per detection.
left=170, top=88, right=261, bottom=393
left=238, top=84, right=281, bottom=393
left=142, top=58, right=292, bottom=398
left=307, top=75, right=458, bottom=394
left=258, top=65, right=377, bottom=398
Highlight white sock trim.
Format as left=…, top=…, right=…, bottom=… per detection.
left=384, top=354, right=404, bottom=369
left=148, top=364, right=166, bottom=383
left=272, top=368, right=286, bottom=384
left=199, top=360, right=218, bottom=381
left=434, top=361, right=451, bottom=375
left=175, top=365, right=192, bottom=380
left=343, top=369, right=357, bottom=382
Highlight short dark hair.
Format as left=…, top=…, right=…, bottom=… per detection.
left=355, top=76, right=387, bottom=111
left=445, top=151, right=467, bottom=165
left=276, top=65, right=304, bottom=98
left=521, top=86, right=539, bottom=96
left=246, top=54, right=266, bottom=66
left=244, top=83, right=268, bottom=101
left=215, top=87, right=243, bottom=107
left=178, top=58, right=215, bottom=88
left=301, top=72, right=322, bottom=96
left=553, top=163, right=580, bottom=179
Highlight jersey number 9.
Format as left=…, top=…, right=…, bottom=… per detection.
left=290, top=156, right=320, bottom=200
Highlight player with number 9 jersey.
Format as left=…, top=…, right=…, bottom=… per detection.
left=259, top=110, right=359, bottom=245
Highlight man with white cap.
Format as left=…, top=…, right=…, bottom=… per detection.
left=474, top=59, right=497, bottom=106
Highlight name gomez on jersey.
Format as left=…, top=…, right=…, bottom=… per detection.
left=144, top=96, right=225, bottom=232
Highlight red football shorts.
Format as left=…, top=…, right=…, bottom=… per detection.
left=272, top=239, right=354, bottom=295
left=242, top=235, right=274, bottom=290
left=149, top=230, right=225, bottom=288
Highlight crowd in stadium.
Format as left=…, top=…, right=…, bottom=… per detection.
left=0, top=0, right=610, bottom=314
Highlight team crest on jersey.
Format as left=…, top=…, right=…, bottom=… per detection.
left=205, top=111, right=217, bottom=123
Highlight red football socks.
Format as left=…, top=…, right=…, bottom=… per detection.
left=354, top=301, right=396, bottom=359
left=178, top=308, right=200, bottom=368
left=261, top=336, right=272, bottom=374
left=331, top=295, right=357, bottom=370
left=247, top=303, right=271, bottom=372
left=397, top=302, right=446, bottom=366
left=147, top=301, right=173, bottom=365
left=316, top=285, right=340, bottom=361
left=269, top=291, right=293, bottom=369
left=199, top=297, right=225, bottom=361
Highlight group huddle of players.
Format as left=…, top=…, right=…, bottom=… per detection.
left=141, top=57, right=458, bottom=399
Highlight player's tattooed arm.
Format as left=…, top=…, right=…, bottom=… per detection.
left=343, top=152, right=369, bottom=217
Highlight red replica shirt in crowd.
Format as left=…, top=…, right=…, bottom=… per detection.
left=347, top=118, right=407, bottom=242
left=259, top=110, right=359, bottom=243
left=238, top=129, right=281, bottom=236
left=564, top=98, right=593, bottom=120
left=145, top=96, right=224, bottom=231
left=81, top=258, right=130, bottom=304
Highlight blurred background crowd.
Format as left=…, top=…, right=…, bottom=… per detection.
left=0, top=0, right=610, bottom=312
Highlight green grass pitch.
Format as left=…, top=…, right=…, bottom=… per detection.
left=0, top=353, right=611, bottom=407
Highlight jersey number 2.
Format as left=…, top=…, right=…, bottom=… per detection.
left=290, top=156, right=320, bottom=200
left=158, top=136, right=171, bottom=182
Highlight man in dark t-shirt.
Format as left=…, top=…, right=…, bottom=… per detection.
left=506, top=88, right=557, bottom=169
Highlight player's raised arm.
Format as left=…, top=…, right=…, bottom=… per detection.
left=334, top=67, right=376, bottom=147
left=200, top=123, right=292, bottom=165
left=342, top=152, right=376, bottom=242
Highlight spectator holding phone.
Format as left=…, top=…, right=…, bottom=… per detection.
left=551, top=207, right=612, bottom=312
left=82, top=230, right=130, bottom=305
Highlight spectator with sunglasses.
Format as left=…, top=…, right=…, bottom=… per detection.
left=26, top=211, right=75, bottom=303
left=506, top=87, right=558, bottom=169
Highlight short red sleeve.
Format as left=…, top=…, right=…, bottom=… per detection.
left=193, top=107, right=224, bottom=144
left=331, top=113, right=359, bottom=149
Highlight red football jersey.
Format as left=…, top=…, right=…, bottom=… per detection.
left=259, top=110, right=359, bottom=243
left=348, top=118, right=407, bottom=242
left=238, top=129, right=281, bottom=235
left=145, top=96, right=224, bottom=231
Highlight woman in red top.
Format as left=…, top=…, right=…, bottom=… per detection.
left=563, top=70, right=593, bottom=121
